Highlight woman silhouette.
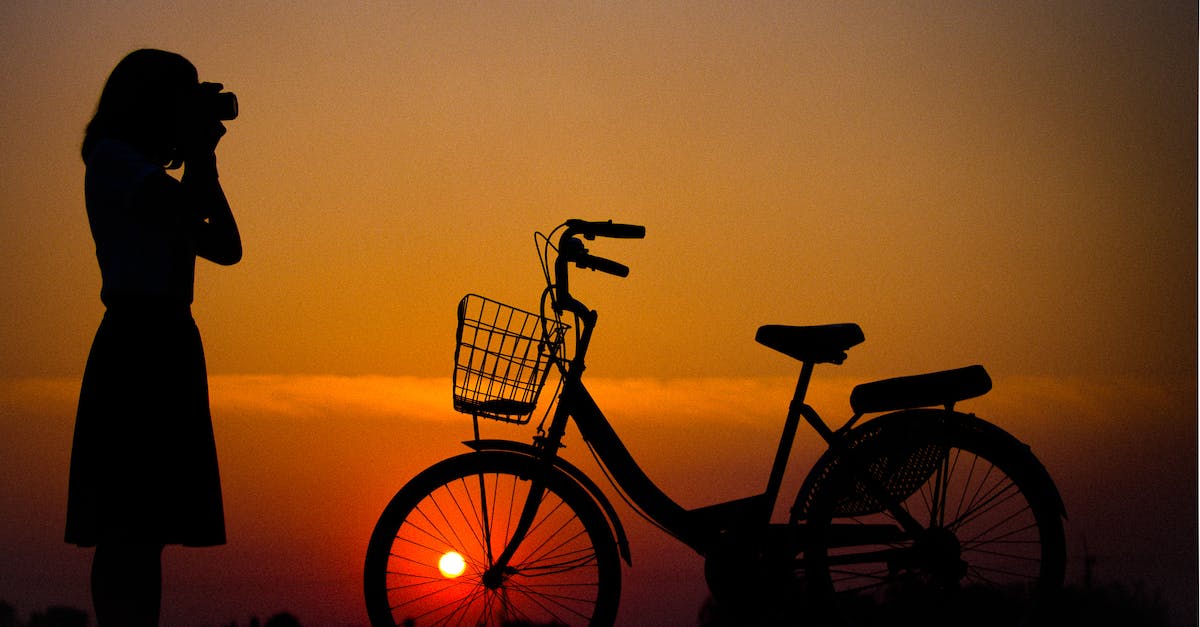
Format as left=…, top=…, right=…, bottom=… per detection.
left=66, top=49, right=242, bottom=627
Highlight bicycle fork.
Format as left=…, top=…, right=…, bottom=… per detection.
left=479, top=474, right=548, bottom=590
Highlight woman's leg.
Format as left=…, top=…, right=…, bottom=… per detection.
left=91, top=542, right=165, bottom=627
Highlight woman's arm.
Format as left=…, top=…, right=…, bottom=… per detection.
left=182, top=154, right=242, bottom=266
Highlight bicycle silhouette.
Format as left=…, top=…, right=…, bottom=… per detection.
left=364, top=219, right=1066, bottom=627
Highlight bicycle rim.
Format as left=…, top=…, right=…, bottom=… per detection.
left=365, top=452, right=620, bottom=627
left=805, top=420, right=1065, bottom=627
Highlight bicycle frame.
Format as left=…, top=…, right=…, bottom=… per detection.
left=534, top=305, right=918, bottom=555
left=476, top=220, right=959, bottom=583
left=515, top=222, right=905, bottom=556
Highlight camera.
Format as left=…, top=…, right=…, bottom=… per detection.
left=197, top=82, right=238, bottom=121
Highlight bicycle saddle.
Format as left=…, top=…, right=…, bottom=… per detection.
left=850, top=364, right=992, bottom=413
left=755, top=323, right=865, bottom=364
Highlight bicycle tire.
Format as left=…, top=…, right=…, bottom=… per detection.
left=364, top=451, right=622, bottom=627
left=802, top=411, right=1066, bottom=627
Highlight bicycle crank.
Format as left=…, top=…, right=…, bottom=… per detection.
left=889, top=526, right=968, bottom=587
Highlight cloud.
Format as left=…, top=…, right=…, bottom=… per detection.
left=210, top=373, right=455, bottom=422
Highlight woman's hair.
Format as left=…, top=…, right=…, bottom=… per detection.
left=82, top=49, right=198, bottom=168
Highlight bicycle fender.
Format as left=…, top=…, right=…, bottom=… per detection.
left=950, top=411, right=1068, bottom=518
left=791, top=409, right=1067, bottom=522
left=464, top=439, right=633, bottom=565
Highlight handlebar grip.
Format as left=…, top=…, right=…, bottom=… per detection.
left=566, top=219, right=646, bottom=239
left=595, top=222, right=645, bottom=239
left=578, top=254, right=630, bottom=277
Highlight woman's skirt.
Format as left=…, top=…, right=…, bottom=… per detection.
left=65, top=305, right=226, bottom=547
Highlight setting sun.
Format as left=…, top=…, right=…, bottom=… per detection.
left=438, top=551, right=466, bottom=579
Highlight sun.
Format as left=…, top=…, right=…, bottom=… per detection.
left=438, top=551, right=466, bottom=578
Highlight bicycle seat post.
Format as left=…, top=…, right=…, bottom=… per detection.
left=792, top=361, right=815, bottom=404
left=764, top=360, right=819, bottom=505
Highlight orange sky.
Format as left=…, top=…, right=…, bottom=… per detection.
left=1, top=1, right=1194, bottom=380
left=0, top=2, right=1195, bottom=626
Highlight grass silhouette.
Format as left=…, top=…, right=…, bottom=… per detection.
left=697, top=579, right=1184, bottom=627
left=0, top=580, right=1189, bottom=627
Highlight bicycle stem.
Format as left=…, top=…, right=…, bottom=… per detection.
left=552, top=228, right=601, bottom=375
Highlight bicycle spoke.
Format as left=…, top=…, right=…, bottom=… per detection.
left=967, top=560, right=1042, bottom=582
left=961, top=536, right=1042, bottom=555
left=956, top=462, right=1000, bottom=523
left=962, top=506, right=1034, bottom=546
left=952, top=484, right=1022, bottom=531
left=522, top=515, right=590, bottom=569
left=508, top=586, right=598, bottom=624
left=929, top=447, right=955, bottom=527
left=392, top=578, right=475, bottom=622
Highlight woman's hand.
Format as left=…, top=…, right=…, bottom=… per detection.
left=181, top=120, right=226, bottom=168
left=179, top=82, right=228, bottom=164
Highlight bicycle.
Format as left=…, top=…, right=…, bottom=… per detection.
left=364, top=219, right=1067, bottom=627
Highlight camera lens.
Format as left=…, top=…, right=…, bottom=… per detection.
left=215, top=92, right=238, bottom=121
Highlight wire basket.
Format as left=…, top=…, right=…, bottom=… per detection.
left=453, top=294, right=568, bottom=423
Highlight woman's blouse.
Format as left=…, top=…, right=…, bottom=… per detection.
left=85, top=138, right=196, bottom=307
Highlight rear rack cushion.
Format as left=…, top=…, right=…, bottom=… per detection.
left=755, top=324, right=865, bottom=365
left=850, top=365, right=992, bottom=414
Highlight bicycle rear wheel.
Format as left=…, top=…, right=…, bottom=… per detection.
left=364, top=451, right=621, bottom=627
left=803, top=412, right=1065, bottom=627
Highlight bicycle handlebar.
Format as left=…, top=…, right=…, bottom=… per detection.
left=576, top=253, right=630, bottom=277
left=551, top=219, right=644, bottom=319
left=565, top=219, right=646, bottom=240
left=556, top=220, right=644, bottom=280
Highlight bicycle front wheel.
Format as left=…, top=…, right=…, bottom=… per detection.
left=803, top=412, right=1066, bottom=627
left=364, top=451, right=621, bottom=627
